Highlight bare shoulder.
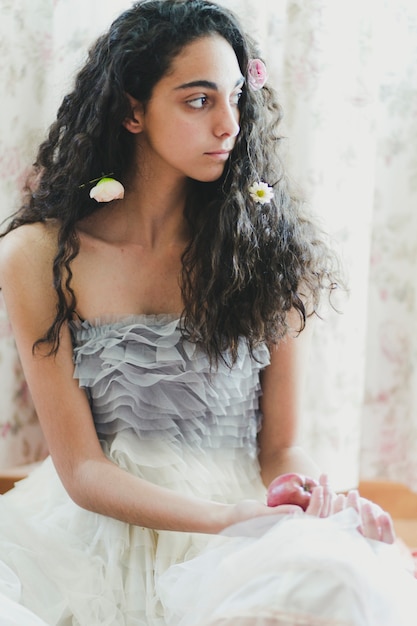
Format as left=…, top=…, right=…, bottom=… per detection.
left=0, top=221, right=61, bottom=337
left=0, top=221, right=59, bottom=287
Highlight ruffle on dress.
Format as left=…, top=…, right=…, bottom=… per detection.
left=70, top=315, right=270, bottom=456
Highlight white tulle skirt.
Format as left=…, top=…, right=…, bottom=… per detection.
left=0, top=433, right=416, bottom=625
left=0, top=432, right=266, bottom=625
left=159, top=510, right=417, bottom=626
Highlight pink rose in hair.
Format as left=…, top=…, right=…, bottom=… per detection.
left=247, top=59, right=268, bottom=91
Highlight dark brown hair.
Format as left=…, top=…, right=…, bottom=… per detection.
left=2, top=0, right=339, bottom=363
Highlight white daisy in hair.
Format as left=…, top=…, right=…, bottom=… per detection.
left=249, top=181, right=274, bottom=205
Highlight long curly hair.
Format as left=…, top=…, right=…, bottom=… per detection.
left=2, top=0, right=339, bottom=363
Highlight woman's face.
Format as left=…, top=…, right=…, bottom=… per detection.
left=132, top=34, right=243, bottom=183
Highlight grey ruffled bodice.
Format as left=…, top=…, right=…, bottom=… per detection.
left=70, top=315, right=270, bottom=454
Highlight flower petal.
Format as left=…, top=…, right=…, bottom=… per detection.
left=247, top=59, right=268, bottom=91
left=90, top=177, right=125, bottom=202
left=249, top=181, right=274, bottom=204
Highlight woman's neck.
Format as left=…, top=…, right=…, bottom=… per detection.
left=121, top=174, right=189, bottom=248
left=79, top=172, right=190, bottom=249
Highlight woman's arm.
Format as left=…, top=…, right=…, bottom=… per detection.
left=0, top=223, right=300, bottom=534
left=258, top=314, right=320, bottom=487
left=258, top=317, right=396, bottom=543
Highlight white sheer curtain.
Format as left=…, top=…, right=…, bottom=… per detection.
left=0, top=0, right=416, bottom=492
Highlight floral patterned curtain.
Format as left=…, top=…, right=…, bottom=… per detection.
left=0, top=0, right=416, bottom=492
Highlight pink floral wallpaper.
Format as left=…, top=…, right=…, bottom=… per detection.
left=0, top=1, right=54, bottom=468
left=0, top=0, right=416, bottom=493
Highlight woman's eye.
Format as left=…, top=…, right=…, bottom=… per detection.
left=232, top=91, right=243, bottom=105
left=186, top=90, right=242, bottom=110
left=187, top=96, right=208, bottom=109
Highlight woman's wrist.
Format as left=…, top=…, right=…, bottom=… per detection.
left=201, top=501, right=235, bottom=534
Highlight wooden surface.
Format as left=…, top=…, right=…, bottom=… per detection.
left=358, top=480, right=417, bottom=547
left=358, top=480, right=417, bottom=519
left=0, top=463, right=40, bottom=494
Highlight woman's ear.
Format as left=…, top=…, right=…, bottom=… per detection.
left=123, top=94, right=144, bottom=134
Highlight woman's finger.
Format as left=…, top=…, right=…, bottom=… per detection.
left=331, top=493, right=346, bottom=514
left=305, top=485, right=324, bottom=516
left=377, top=513, right=396, bottom=544
left=360, top=501, right=380, bottom=541
left=268, top=504, right=303, bottom=516
left=317, top=474, right=332, bottom=517
left=346, top=489, right=361, bottom=513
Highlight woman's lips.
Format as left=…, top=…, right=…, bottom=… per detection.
left=204, top=150, right=231, bottom=160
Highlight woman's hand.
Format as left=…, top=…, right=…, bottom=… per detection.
left=225, top=498, right=302, bottom=530
left=224, top=473, right=331, bottom=529
left=307, top=478, right=395, bottom=544
left=225, top=474, right=395, bottom=545
left=304, top=474, right=334, bottom=517
left=334, top=489, right=396, bottom=544
left=304, top=476, right=395, bottom=544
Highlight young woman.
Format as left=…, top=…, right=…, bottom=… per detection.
left=0, top=1, right=415, bottom=624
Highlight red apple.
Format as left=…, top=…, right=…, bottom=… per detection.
left=267, top=472, right=319, bottom=511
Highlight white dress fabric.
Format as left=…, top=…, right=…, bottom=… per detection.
left=0, top=315, right=415, bottom=626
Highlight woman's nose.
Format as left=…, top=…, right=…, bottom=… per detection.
left=213, top=102, right=240, bottom=138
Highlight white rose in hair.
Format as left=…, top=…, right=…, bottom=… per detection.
left=89, top=177, right=125, bottom=202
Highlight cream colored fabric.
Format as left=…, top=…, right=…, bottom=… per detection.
left=0, top=316, right=415, bottom=625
